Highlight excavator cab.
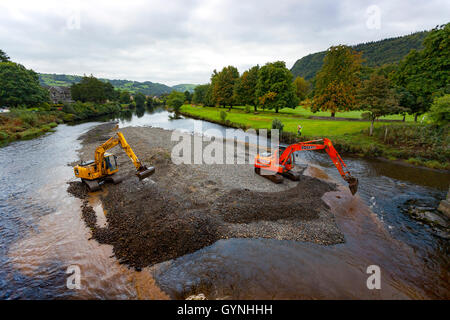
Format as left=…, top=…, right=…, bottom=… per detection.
left=104, top=153, right=118, bottom=175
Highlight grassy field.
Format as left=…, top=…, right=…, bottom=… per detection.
left=180, top=105, right=416, bottom=137
left=216, top=105, right=417, bottom=121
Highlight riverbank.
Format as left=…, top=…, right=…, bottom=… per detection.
left=179, top=105, right=450, bottom=170
left=0, top=102, right=128, bottom=146
left=68, top=123, right=346, bottom=270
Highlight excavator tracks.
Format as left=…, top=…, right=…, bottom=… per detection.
left=254, top=167, right=284, bottom=184
left=82, top=179, right=101, bottom=192
left=281, top=170, right=301, bottom=181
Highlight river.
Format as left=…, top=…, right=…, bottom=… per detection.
left=0, top=108, right=448, bottom=299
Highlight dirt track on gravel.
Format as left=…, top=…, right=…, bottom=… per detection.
left=68, top=123, right=344, bottom=269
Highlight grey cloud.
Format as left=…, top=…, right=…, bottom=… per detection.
left=0, top=0, right=448, bottom=85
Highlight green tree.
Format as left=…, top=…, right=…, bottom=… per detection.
left=293, top=76, right=310, bottom=101
left=192, top=84, right=210, bottom=105
left=394, top=85, right=413, bottom=121
left=167, top=91, right=185, bottom=112
left=359, top=74, right=402, bottom=135
left=119, top=90, right=131, bottom=104
left=233, top=65, right=259, bottom=111
left=312, top=45, right=363, bottom=117
left=134, top=92, right=146, bottom=109
left=256, top=61, right=298, bottom=113
left=429, top=94, right=450, bottom=126
left=71, top=75, right=111, bottom=103
left=212, top=66, right=240, bottom=108
left=0, top=62, right=49, bottom=107
left=0, top=49, right=10, bottom=62
left=146, top=96, right=154, bottom=109
left=103, top=82, right=118, bottom=101
left=204, top=83, right=214, bottom=107
left=393, top=24, right=450, bottom=121
left=184, top=90, right=192, bottom=103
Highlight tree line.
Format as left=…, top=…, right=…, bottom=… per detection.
left=192, top=61, right=303, bottom=113
left=69, top=75, right=167, bottom=110
left=311, top=23, right=449, bottom=132
left=0, top=50, right=50, bottom=107
left=192, top=23, right=449, bottom=132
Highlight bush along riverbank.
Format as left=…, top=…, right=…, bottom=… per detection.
left=178, top=109, right=450, bottom=171
left=0, top=101, right=126, bottom=146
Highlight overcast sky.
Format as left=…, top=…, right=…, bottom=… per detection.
left=1, top=0, right=448, bottom=86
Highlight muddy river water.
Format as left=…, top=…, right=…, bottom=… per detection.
left=0, top=108, right=448, bottom=299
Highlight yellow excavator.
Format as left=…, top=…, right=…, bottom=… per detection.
left=73, top=129, right=155, bottom=191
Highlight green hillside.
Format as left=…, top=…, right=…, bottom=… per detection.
left=106, top=79, right=172, bottom=96
left=172, top=84, right=197, bottom=92
left=290, top=31, right=428, bottom=80
left=39, top=73, right=197, bottom=96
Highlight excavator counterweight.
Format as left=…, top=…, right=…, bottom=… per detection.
left=73, top=129, right=155, bottom=191
left=254, top=138, right=359, bottom=195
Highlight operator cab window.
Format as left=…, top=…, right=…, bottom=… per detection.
left=105, top=156, right=117, bottom=170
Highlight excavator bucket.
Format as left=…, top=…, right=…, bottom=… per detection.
left=136, top=166, right=155, bottom=180
left=345, top=176, right=359, bottom=195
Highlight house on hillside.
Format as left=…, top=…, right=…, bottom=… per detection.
left=48, top=86, right=73, bottom=104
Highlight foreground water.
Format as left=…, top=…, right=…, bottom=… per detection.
left=0, top=108, right=448, bottom=299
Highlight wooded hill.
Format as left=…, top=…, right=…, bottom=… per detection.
left=39, top=73, right=197, bottom=96
left=290, top=31, right=428, bottom=80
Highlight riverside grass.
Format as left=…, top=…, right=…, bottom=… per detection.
left=180, top=104, right=407, bottom=136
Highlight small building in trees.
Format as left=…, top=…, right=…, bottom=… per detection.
left=48, top=86, right=73, bottom=104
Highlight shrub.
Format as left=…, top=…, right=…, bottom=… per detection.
left=220, top=110, right=227, bottom=122
left=19, top=127, right=42, bottom=140
left=38, top=102, right=52, bottom=111
left=245, top=105, right=251, bottom=113
left=0, top=131, right=8, bottom=140
left=62, top=103, right=76, bottom=114
left=360, top=112, right=371, bottom=120
left=429, top=94, right=450, bottom=126
left=10, top=109, right=38, bottom=127
left=271, top=118, right=284, bottom=133
left=41, top=125, right=52, bottom=132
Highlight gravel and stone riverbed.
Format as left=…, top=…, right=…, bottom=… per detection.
left=68, top=123, right=344, bottom=269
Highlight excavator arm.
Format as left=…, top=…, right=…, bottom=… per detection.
left=279, top=138, right=359, bottom=195
left=94, top=131, right=155, bottom=180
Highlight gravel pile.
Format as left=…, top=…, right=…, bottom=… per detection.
left=67, top=124, right=344, bottom=269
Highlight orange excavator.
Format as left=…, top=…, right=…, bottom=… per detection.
left=254, top=138, right=359, bottom=195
